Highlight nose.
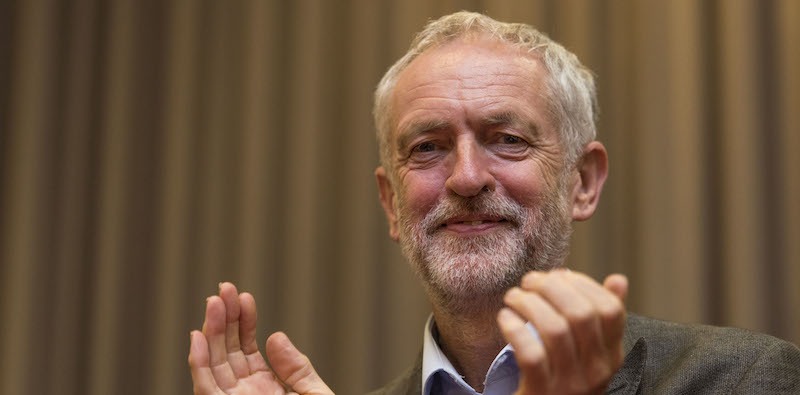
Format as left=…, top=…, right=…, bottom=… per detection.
left=445, top=138, right=496, bottom=197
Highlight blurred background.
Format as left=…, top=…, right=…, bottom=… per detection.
left=0, top=0, right=798, bottom=394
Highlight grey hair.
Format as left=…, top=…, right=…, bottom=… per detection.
left=373, top=11, right=598, bottom=172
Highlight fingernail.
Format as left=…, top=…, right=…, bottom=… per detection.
left=189, top=331, right=194, bottom=343
left=218, top=282, right=223, bottom=291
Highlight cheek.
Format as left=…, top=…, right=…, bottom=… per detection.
left=399, top=171, right=446, bottom=217
left=495, top=163, right=558, bottom=206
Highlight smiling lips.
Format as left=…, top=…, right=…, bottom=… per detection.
left=441, top=217, right=509, bottom=234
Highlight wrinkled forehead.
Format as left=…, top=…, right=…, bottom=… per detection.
left=389, top=36, right=552, bottom=138
left=395, top=36, right=544, bottom=98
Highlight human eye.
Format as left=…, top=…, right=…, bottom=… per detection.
left=406, top=140, right=447, bottom=165
left=490, top=132, right=529, bottom=157
left=500, top=134, right=523, bottom=145
left=494, top=132, right=528, bottom=147
left=412, top=141, right=437, bottom=153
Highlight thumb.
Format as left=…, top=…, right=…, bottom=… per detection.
left=265, top=332, right=333, bottom=395
left=603, top=273, right=629, bottom=302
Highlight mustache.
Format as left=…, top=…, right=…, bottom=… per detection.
left=418, top=193, right=526, bottom=234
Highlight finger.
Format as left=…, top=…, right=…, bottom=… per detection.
left=554, top=272, right=626, bottom=387
left=503, top=287, right=579, bottom=387
left=523, top=271, right=608, bottom=338
left=239, top=292, right=269, bottom=373
left=188, top=331, right=225, bottom=395
left=497, top=308, right=549, bottom=393
left=603, top=274, right=629, bottom=302
left=523, top=272, right=605, bottom=366
left=202, top=296, right=237, bottom=390
left=219, top=282, right=249, bottom=378
left=265, top=332, right=334, bottom=394
left=567, top=272, right=627, bottom=359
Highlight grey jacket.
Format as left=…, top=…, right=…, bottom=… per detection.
left=367, top=313, right=800, bottom=394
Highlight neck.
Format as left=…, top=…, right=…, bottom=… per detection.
left=431, top=300, right=507, bottom=393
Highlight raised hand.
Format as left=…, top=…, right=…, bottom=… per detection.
left=188, top=283, right=334, bottom=395
left=497, top=270, right=628, bottom=395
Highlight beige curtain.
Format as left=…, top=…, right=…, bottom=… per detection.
left=0, top=1, right=797, bottom=394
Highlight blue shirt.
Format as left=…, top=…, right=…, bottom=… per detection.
left=421, top=315, right=540, bottom=395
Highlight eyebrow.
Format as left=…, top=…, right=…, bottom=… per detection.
left=396, top=119, right=450, bottom=151
left=483, top=111, right=540, bottom=138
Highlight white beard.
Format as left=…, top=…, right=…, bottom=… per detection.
left=397, top=182, right=572, bottom=315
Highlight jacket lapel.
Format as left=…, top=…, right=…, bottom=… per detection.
left=606, top=337, right=647, bottom=394
left=404, top=352, right=423, bottom=395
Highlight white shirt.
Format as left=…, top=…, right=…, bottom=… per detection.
left=421, top=315, right=540, bottom=395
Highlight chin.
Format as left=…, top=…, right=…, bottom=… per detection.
left=432, top=267, right=519, bottom=311
left=406, top=234, right=534, bottom=314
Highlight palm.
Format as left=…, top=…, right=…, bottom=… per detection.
left=189, top=283, right=333, bottom=395
left=209, top=371, right=282, bottom=395
left=224, top=371, right=286, bottom=395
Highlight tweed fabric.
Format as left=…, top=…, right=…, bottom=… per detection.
left=367, top=313, right=800, bottom=395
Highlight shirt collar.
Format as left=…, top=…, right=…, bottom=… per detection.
left=421, top=314, right=539, bottom=395
left=422, top=314, right=464, bottom=393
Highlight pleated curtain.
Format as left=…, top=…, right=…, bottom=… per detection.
left=0, top=1, right=798, bottom=394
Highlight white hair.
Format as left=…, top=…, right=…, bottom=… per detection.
left=373, top=11, right=598, bottom=172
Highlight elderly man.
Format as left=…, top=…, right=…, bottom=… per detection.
left=188, top=12, right=800, bottom=395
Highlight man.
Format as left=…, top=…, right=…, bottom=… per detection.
left=188, top=12, right=800, bottom=395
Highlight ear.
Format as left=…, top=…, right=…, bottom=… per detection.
left=375, top=166, right=400, bottom=241
left=570, top=141, right=608, bottom=221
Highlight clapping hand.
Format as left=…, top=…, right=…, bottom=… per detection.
left=188, top=283, right=334, bottom=395
left=498, top=270, right=628, bottom=395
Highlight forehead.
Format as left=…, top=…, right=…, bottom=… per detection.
left=390, top=36, right=550, bottom=137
